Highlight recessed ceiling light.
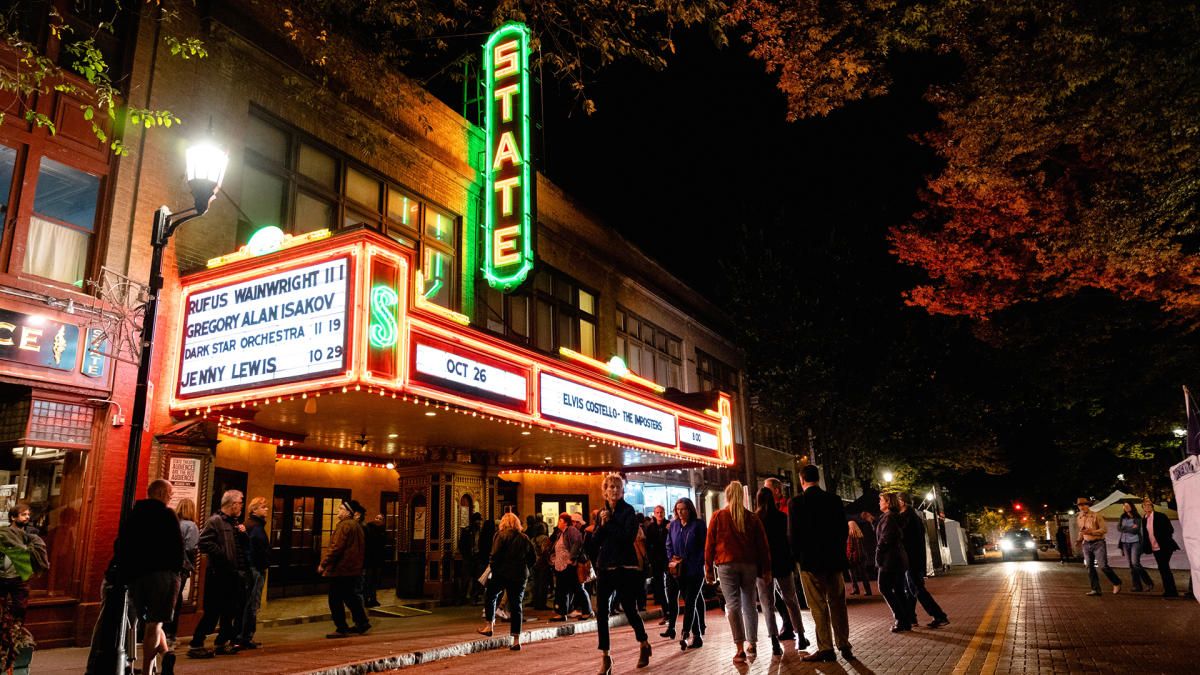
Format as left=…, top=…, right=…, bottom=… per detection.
left=588, top=443, right=597, bottom=448
left=424, top=411, right=437, bottom=417
left=521, top=431, right=531, bottom=436
left=388, top=433, right=399, bottom=438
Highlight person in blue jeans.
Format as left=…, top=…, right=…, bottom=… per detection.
left=663, top=497, right=707, bottom=650
left=238, top=497, right=270, bottom=649
left=1076, top=497, right=1122, bottom=596
left=1117, top=501, right=1153, bottom=592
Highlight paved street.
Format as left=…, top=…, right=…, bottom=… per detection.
left=394, top=561, right=1199, bottom=674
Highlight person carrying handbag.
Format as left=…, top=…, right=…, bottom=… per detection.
left=548, top=513, right=592, bottom=621
left=663, top=497, right=707, bottom=650
left=477, top=513, right=536, bottom=650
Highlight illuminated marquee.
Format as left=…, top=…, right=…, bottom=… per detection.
left=177, top=256, right=350, bottom=398
left=483, top=22, right=534, bottom=291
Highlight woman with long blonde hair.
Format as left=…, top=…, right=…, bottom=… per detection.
left=704, top=481, right=771, bottom=664
left=478, top=511, right=536, bottom=650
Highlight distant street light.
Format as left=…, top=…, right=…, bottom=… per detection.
left=882, top=470, right=894, bottom=484
left=1174, top=428, right=1188, bottom=438
left=926, top=491, right=935, bottom=501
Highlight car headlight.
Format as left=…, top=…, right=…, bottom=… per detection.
left=1024, top=541, right=1035, bottom=549
left=1000, top=539, right=1014, bottom=551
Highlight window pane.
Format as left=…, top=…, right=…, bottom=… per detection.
left=246, top=116, right=288, bottom=163
left=424, top=205, right=456, bottom=250
left=33, top=158, right=99, bottom=232
left=345, top=166, right=380, bottom=210
left=485, top=286, right=505, bottom=333
left=241, top=165, right=285, bottom=229
left=386, top=226, right=416, bottom=248
left=25, top=216, right=88, bottom=286
left=578, top=290, right=594, bottom=315
left=656, top=357, right=668, bottom=386
left=616, top=336, right=625, bottom=359
left=0, top=145, right=15, bottom=244
left=422, top=248, right=454, bottom=309
left=297, top=143, right=336, bottom=190
left=553, top=278, right=572, bottom=302
left=294, top=191, right=333, bottom=233
left=344, top=209, right=378, bottom=229
left=556, top=310, right=574, bottom=351
left=643, top=325, right=655, bottom=346
left=669, top=364, right=681, bottom=389
left=615, top=309, right=624, bottom=332
left=387, top=188, right=419, bottom=229
left=510, top=295, right=529, bottom=337
left=641, top=349, right=654, bottom=379
left=656, top=332, right=668, bottom=352
left=628, top=344, right=641, bottom=373
left=628, top=318, right=639, bottom=339
left=579, top=320, right=595, bottom=358
left=535, top=300, right=552, bottom=351
left=668, top=339, right=680, bottom=358
left=533, top=270, right=551, bottom=294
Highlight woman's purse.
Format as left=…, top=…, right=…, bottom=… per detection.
left=576, top=559, right=594, bottom=584
left=667, top=555, right=683, bottom=578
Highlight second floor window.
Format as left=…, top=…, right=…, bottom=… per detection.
left=615, top=308, right=682, bottom=389
left=240, top=112, right=459, bottom=309
left=481, top=267, right=597, bottom=357
left=696, top=349, right=739, bottom=394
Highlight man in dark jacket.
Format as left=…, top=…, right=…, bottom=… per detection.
left=188, top=489, right=245, bottom=658
left=0, top=502, right=48, bottom=622
left=119, top=479, right=184, bottom=672
left=237, top=497, right=270, bottom=649
left=320, top=500, right=370, bottom=637
left=897, top=493, right=949, bottom=628
left=363, top=513, right=387, bottom=607
left=1141, top=497, right=1180, bottom=597
left=788, top=465, right=852, bottom=663
left=644, top=505, right=670, bottom=618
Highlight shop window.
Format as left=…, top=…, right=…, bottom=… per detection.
left=28, top=399, right=94, bottom=445
left=616, top=307, right=682, bottom=389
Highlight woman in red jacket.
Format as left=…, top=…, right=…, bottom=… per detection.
left=704, top=481, right=771, bottom=664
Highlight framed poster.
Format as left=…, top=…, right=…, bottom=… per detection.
left=412, top=506, right=427, bottom=540
left=167, top=456, right=203, bottom=512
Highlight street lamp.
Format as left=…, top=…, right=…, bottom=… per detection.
left=882, top=470, right=894, bottom=484
left=92, top=139, right=227, bottom=674
left=120, top=138, right=228, bottom=519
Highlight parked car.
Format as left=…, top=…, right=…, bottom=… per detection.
left=968, top=534, right=987, bottom=557
left=999, top=529, right=1038, bottom=561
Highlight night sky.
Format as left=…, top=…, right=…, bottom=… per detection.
left=534, top=28, right=939, bottom=302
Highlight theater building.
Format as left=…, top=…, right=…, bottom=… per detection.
left=1, top=0, right=754, bottom=641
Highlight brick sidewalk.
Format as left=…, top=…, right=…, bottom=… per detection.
left=392, top=562, right=1198, bottom=674
left=34, top=561, right=1198, bottom=674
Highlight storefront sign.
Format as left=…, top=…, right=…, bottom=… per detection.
left=538, top=373, right=676, bottom=446
left=0, top=309, right=79, bottom=371
left=679, top=424, right=719, bottom=451
left=177, top=257, right=350, bottom=397
left=411, top=336, right=528, bottom=407
left=81, top=328, right=108, bottom=379
left=483, top=22, right=535, bottom=291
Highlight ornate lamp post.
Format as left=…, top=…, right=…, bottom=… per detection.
left=119, top=139, right=228, bottom=519
left=90, top=139, right=227, bottom=675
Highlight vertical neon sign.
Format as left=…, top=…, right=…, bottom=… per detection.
left=483, top=22, right=534, bottom=291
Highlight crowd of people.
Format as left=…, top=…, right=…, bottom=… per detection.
left=53, top=471, right=1187, bottom=674
left=461, top=464, right=963, bottom=670
left=97, top=480, right=389, bottom=673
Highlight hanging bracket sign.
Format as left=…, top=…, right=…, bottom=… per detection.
left=483, top=22, right=535, bottom=291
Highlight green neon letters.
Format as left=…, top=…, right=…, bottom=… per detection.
left=369, top=284, right=399, bottom=348
left=483, top=22, right=534, bottom=291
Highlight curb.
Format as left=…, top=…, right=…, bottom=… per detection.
left=259, top=601, right=443, bottom=629
left=303, top=607, right=667, bottom=674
